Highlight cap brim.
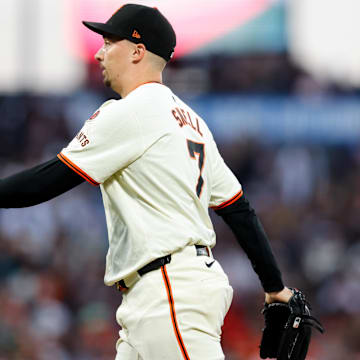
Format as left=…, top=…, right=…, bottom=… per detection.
left=82, top=21, right=122, bottom=37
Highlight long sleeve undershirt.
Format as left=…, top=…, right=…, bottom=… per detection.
left=0, top=157, right=84, bottom=208
left=215, top=195, right=284, bottom=292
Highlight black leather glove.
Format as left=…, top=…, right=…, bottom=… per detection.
left=260, top=289, right=324, bottom=360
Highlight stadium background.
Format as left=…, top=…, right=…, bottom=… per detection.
left=1, top=0, right=360, bottom=358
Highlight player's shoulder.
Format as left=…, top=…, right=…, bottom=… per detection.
left=99, top=99, right=117, bottom=109
left=122, top=83, right=174, bottom=121
left=93, top=99, right=123, bottom=116
left=97, top=97, right=133, bottom=116
left=127, top=83, right=172, bottom=105
left=85, top=98, right=136, bottom=127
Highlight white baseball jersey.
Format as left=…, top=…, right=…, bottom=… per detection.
left=58, top=82, right=242, bottom=286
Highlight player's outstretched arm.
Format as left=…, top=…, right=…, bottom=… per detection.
left=0, top=157, right=85, bottom=208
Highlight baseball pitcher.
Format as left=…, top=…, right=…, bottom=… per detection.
left=0, top=4, right=322, bottom=359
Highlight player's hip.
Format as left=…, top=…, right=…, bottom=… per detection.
left=115, top=244, right=229, bottom=292
left=115, top=245, right=233, bottom=359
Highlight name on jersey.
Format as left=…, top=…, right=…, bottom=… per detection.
left=76, top=131, right=90, bottom=147
left=171, top=107, right=203, bottom=137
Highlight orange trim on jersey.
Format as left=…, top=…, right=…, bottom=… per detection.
left=131, top=81, right=163, bottom=93
left=57, top=153, right=99, bottom=186
left=161, top=266, right=191, bottom=360
left=210, top=189, right=243, bottom=210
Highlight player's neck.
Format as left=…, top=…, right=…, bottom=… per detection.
left=114, top=70, right=163, bottom=98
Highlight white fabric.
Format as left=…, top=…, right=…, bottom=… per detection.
left=115, top=246, right=233, bottom=360
left=60, top=83, right=241, bottom=285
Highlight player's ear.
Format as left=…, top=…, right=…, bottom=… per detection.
left=131, top=43, right=146, bottom=63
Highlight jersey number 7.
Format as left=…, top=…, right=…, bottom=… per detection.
left=187, top=139, right=205, bottom=198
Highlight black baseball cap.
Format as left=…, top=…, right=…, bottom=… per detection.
left=82, top=4, right=176, bottom=62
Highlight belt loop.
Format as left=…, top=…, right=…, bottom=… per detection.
left=195, top=245, right=212, bottom=257
left=125, top=272, right=142, bottom=287
left=116, top=272, right=141, bottom=291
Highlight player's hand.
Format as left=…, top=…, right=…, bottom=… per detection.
left=265, top=286, right=293, bottom=304
left=260, top=288, right=324, bottom=359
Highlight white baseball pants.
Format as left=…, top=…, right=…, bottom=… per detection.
left=115, top=245, right=233, bottom=360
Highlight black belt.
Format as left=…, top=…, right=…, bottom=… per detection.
left=116, top=245, right=210, bottom=291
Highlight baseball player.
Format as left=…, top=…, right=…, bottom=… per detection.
left=0, top=4, right=293, bottom=359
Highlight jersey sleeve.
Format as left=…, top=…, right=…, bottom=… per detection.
left=58, top=100, right=149, bottom=185
left=209, top=140, right=243, bottom=210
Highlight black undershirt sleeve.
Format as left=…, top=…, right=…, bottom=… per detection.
left=0, top=157, right=85, bottom=208
left=215, top=194, right=284, bottom=293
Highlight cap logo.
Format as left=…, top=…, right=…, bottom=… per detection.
left=132, top=30, right=141, bottom=39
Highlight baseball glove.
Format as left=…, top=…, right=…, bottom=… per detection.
left=259, top=288, right=324, bottom=360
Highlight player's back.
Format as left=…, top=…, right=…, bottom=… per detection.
left=105, top=84, right=216, bottom=245
left=70, top=82, right=241, bottom=284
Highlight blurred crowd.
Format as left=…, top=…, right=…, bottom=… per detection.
left=0, top=55, right=360, bottom=359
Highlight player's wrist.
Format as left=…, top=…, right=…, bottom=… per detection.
left=265, top=286, right=293, bottom=304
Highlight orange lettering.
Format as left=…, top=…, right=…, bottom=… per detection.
left=176, top=108, right=187, bottom=126
left=172, top=109, right=183, bottom=127
left=171, top=107, right=203, bottom=136
left=196, top=118, right=203, bottom=137
left=186, top=111, right=196, bottom=131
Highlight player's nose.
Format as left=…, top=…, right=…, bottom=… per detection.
left=95, top=47, right=104, bottom=62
